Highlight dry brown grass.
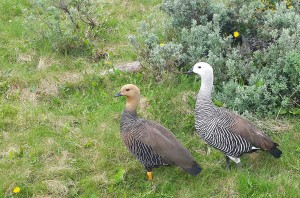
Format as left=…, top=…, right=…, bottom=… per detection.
left=37, top=56, right=56, bottom=70
left=44, top=150, right=72, bottom=173
left=44, top=180, right=68, bottom=197
left=17, top=53, right=33, bottom=63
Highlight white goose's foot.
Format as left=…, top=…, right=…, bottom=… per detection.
left=228, top=156, right=242, bottom=168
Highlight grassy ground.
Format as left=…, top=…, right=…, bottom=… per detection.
left=1, top=0, right=300, bottom=197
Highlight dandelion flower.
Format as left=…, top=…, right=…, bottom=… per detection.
left=13, top=186, right=21, bottom=193
left=233, top=31, right=239, bottom=38
left=288, top=5, right=293, bottom=9
left=159, top=43, right=165, bottom=47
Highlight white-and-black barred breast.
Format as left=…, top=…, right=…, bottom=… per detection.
left=195, top=96, right=253, bottom=157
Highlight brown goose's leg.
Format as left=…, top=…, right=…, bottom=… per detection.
left=146, top=171, right=153, bottom=180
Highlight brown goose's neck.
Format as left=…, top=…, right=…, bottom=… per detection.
left=125, top=95, right=140, bottom=112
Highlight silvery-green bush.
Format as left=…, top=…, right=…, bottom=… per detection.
left=26, top=0, right=104, bottom=54
left=130, top=0, right=300, bottom=115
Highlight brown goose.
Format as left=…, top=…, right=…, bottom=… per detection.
left=115, top=84, right=201, bottom=180
left=188, top=62, right=282, bottom=168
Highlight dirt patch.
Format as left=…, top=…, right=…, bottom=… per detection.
left=58, top=72, right=82, bottom=84
left=20, top=88, right=39, bottom=105
left=39, top=77, right=59, bottom=96
left=19, top=72, right=84, bottom=104
left=44, top=150, right=72, bottom=173
left=83, top=65, right=95, bottom=75
left=38, top=72, right=83, bottom=96
left=17, top=53, right=32, bottom=63
left=19, top=61, right=139, bottom=103
left=0, top=146, right=18, bottom=159
left=37, top=56, right=56, bottom=70
left=91, top=173, right=109, bottom=185
left=44, top=180, right=68, bottom=197
left=34, top=195, right=54, bottom=198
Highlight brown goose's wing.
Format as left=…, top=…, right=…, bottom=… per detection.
left=137, top=119, right=201, bottom=174
left=225, top=111, right=277, bottom=151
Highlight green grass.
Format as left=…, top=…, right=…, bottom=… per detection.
left=1, top=0, right=300, bottom=197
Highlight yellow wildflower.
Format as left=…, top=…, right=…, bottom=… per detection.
left=104, top=61, right=112, bottom=65
left=233, top=31, right=239, bottom=38
left=288, top=5, right=293, bottom=9
left=159, top=43, right=165, bottom=47
left=13, top=186, right=21, bottom=193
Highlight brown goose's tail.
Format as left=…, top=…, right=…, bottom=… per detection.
left=269, top=143, right=282, bottom=158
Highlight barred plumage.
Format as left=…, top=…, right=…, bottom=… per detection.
left=189, top=62, right=282, bottom=168
left=115, top=84, right=202, bottom=179
left=121, top=110, right=164, bottom=170
left=195, top=96, right=253, bottom=158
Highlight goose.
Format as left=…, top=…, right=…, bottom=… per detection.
left=115, top=84, right=202, bottom=179
left=188, top=62, right=282, bottom=168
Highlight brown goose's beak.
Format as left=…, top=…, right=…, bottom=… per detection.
left=114, top=92, right=122, bottom=97
left=187, top=68, right=194, bottom=75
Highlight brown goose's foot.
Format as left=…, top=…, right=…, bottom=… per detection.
left=147, top=171, right=153, bottom=181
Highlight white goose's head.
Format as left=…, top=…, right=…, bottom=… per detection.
left=188, top=62, right=213, bottom=79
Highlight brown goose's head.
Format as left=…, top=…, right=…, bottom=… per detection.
left=115, top=84, right=140, bottom=112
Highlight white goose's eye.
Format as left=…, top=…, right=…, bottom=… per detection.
left=198, top=66, right=201, bottom=69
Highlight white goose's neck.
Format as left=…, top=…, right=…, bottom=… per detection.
left=199, top=74, right=213, bottom=99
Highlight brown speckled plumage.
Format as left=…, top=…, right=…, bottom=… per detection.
left=116, top=84, right=201, bottom=176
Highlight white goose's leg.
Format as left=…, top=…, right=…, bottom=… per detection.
left=225, top=156, right=231, bottom=169
left=228, top=156, right=242, bottom=168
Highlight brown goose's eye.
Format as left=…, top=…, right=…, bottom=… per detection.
left=126, top=89, right=130, bottom=91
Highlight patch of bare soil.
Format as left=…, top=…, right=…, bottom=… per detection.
left=37, top=56, right=56, bottom=70
left=17, top=53, right=33, bottom=63
left=20, top=88, right=39, bottom=105
left=38, top=77, right=59, bottom=96
left=44, top=180, right=68, bottom=197
left=44, top=150, right=72, bottom=173
left=18, top=72, right=84, bottom=104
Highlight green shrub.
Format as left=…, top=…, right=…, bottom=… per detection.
left=130, top=0, right=300, bottom=115
left=129, top=21, right=186, bottom=77
left=26, top=0, right=105, bottom=55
